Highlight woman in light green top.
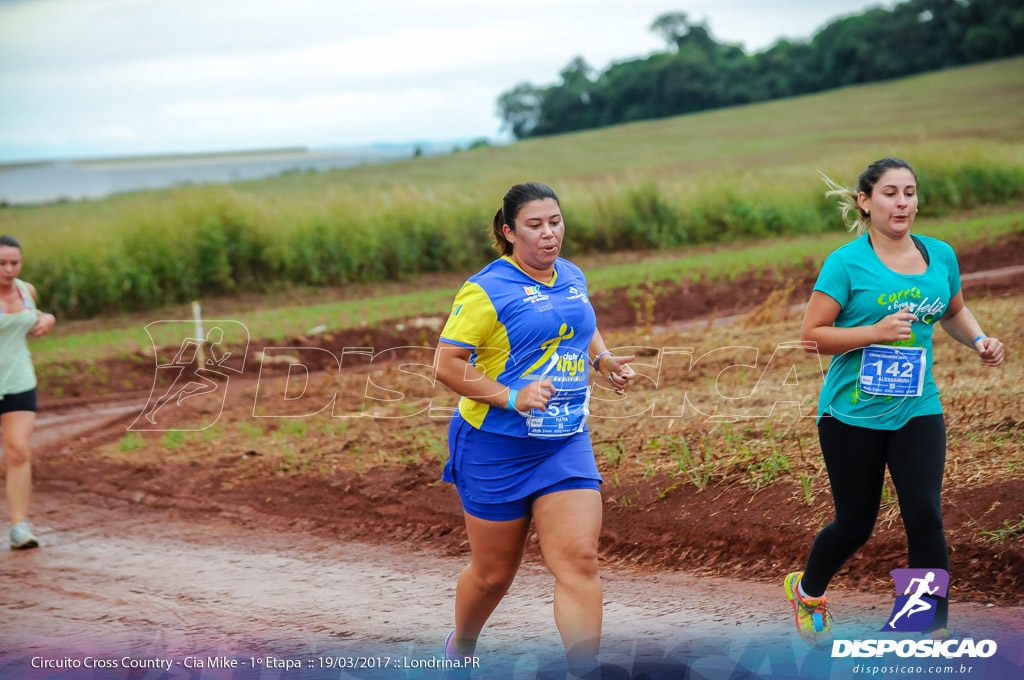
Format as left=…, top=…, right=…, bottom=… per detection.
left=0, top=235, right=56, bottom=549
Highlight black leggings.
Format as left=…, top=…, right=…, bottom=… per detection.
left=803, top=414, right=949, bottom=629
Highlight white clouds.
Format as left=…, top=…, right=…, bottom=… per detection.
left=0, top=0, right=890, bottom=160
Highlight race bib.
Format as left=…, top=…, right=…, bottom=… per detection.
left=859, top=345, right=926, bottom=397
left=526, top=385, right=592, bottom=438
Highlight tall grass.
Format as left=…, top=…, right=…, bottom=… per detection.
left=6, top=58, right=1024, bottom=318
left=11, top=157, right=1024, bottom=319
left=28, top=209, right=1024, bottom=365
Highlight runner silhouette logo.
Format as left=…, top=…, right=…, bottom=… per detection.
left=130, top=320, right=249, bottom=432
left=881, top=568, right=949, bottom=632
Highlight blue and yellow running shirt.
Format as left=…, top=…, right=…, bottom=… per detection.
left=815, top=234, right=961, bottom=430
left=440, top=255, right=597, bottom=437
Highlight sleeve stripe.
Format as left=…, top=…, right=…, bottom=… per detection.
left=439, top=337, right=475, bottom=349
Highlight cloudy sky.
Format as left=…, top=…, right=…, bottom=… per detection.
left=0, top=0, right=890, bottom=162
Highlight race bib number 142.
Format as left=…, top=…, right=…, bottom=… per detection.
left=859, top=345, right=926, bottom=397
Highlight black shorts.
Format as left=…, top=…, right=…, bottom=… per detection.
left=0, top=388, right=38, bottom=415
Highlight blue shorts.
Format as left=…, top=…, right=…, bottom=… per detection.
left=461, top=477, right=601, bottom=521
left=443, top=413, right=602, bottom=521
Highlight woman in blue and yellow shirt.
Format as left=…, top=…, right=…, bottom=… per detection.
left=434, top=182, right=635, bottom=673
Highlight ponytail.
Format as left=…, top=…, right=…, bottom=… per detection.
left=819, top=172, right=869, bottom=235
left=492, top=207, right=512, bottom=255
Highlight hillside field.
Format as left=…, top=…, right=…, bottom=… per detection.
left=3, top=57, right=1024, bottom=319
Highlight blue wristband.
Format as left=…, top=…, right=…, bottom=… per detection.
left=973, top=334, right=986, bottom=345
left=507, top=387, right=519, bottom=411
left=592, top=350, right=613, bottom=370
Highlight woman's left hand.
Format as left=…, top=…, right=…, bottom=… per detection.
left=975, top=336, right=1005, bottom=367
left=599, top=354, right=636, bottom=394
left=28, top=312, right=56, bottom=337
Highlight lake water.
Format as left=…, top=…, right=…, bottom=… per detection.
left=0, top=147, right=413, bottom=205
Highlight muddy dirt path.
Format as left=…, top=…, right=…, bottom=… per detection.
left=3, top=406, right=1023, bottom=679
left=3, top=485, right=1022, bottom=676
left=32, top=400, right=146, bottom=448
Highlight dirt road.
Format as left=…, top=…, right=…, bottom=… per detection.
left=2, top=408, right=1022, bottom=679
left=3, top=484, right=1023, bottom=679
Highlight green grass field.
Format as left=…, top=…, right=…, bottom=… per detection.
left=4, top=57, right=1024, bottom=318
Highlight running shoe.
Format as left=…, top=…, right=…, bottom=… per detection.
left=10, top=520, right=39, bottom=550
left=784, top=571, right=833, bottom=648
left=926, top=627, right=969, bottom=641
left=444, top=630, right=476, bottom=661
left=442, top=630, right=475, bottom=679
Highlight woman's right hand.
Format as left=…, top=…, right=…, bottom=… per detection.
left=873, top=310, right=919, bottom=343
left=514, top=379, right=557, bottom=412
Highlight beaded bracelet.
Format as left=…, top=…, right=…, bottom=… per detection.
left=592, top=350, right=613, bottom=370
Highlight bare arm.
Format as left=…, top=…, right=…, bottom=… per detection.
left=800, top=291, right=918, bottom=355
left=25, top=281, right=56, bottom=338
left=588, top=327, right=636, bottom=393
left=939, top=292, right=1005, bottom=366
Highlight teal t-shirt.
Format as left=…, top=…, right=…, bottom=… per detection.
left=815, top=234, right=961, bottom=429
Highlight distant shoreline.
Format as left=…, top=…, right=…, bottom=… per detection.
left=0, top=146, right=416, bottom=205
left=0, top=146, right=323, bottom=171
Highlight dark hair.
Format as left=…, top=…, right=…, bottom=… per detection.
left=0, top=235, right=21, bottom=249
left=857, top=157, right=917, bottom=198
left=821, top=157, right=917, bottom=235
left=491, top=182, right=560, bottom=255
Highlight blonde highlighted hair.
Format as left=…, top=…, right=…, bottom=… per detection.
left=819, top=157, right=918, bottom=236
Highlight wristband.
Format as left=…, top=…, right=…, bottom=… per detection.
left=592, top=350, right=613, bottom=370
left=507, top=387, right=519, bottom=411
left=973, top=334, right=986, bottom=346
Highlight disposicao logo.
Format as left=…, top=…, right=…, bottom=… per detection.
left=831, top=639, right=997, bottom=659
left=831, top=568, right=997, bottom=660
left=882, top=568, right=948, bottom=632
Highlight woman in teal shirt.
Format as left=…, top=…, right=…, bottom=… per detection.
left=0, top=235, right=56, bottom=549
left=783, top=159, right=1005, bottom=646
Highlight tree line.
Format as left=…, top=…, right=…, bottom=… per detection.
left=498, top=0, right=1024, bottom=139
